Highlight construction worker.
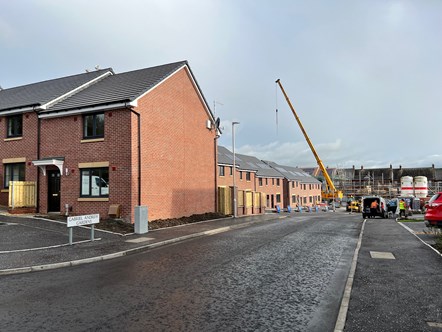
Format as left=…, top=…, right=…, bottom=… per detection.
left=399, top=199, right=406, bottom=218
left=370, top=200, right=379, bottom=218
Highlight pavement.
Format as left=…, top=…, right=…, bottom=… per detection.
left=1, top=209, right=441, bottom=331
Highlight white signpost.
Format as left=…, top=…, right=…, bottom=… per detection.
left=67, top=214, right=99, bottom=245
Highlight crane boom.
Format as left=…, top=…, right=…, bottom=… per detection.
left=275, top=79, right=339, bottom=195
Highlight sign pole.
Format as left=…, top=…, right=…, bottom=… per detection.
left=91, top=224, right=95, bottom=241
left=69, top=228, right=73, bottom=245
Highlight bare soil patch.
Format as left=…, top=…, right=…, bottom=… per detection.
left=36, top=212, right=227, bottom=235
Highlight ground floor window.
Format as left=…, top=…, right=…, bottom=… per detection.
left=292, top=195, right=296, bottom=204
left=80, top=167, right=109, bottom=197
left=276, top=194, right=281, bottom=203
left=3, top=163, right=25, bottom=188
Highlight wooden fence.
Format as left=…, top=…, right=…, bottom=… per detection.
left=8, top=181, right=37, bottom=208
left=218, top=186, right=266, bottom=216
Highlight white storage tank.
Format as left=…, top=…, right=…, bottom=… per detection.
left=400, top=176, right=414, bottom=196
left=413, top=176, right=428, bottom=198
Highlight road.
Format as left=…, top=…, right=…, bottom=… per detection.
left=1, top=212, right=362, bottom=332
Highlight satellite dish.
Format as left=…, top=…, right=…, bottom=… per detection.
left=215, top=117, right=222, bottom=134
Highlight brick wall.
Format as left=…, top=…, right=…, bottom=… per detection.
left=135, top=67, right=217, bottom=221
left=38, top=110, right=133, bottom=220
left=0, top=112, right=39, bottom=206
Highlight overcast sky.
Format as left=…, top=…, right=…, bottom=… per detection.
left=1, top=0, right=441, bottom=169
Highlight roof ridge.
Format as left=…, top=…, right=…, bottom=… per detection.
left=41, top=70, right=114, bottom=110
left=1, top=68, right=114, bottom=92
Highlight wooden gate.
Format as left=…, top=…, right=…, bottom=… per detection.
left=9, top=181, right=37, bottom=208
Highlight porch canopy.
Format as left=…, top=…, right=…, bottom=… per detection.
left=32, top=157, right=64, bottom=176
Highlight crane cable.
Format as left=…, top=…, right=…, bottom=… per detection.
left=275, top=82, right=279, bottom=136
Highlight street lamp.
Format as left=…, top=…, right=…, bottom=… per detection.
left=232, top=121, right=240, bottom=218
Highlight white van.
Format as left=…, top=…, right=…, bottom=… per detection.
left=82, top=174, right=109, bottom=196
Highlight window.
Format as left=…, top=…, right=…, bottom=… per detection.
left=276, top=194, right=281, bottom=203
left=219, top=166, right=225, bottom=176
left=230, top=167, right=233, bottom=176
left=240, top=171, right=243, bottom=180
left=7, top=115, right=23, bottom=138
left=276, top=179, right=280, bottom=186
left=265, top=178, right=268, bottom=185
left=259, top=178, right=263, bottom=186
left=292, top=195, right=296, bottom=204
left=3, top=163, right=25, bottom=188
left=309, top=196, right=313, bottom=203
left=80, top=167, right=109, bottom=197
left=292, top=181, right=294, bottom=188
left=303, top=197, right=307, bottom=204
left=246, top=172, right=251, bottom=181
left=309, top=184, right=312, bottom=190
left=272, top=178, right=275, bottom=185
left=83, top=113, right=104, bottom=139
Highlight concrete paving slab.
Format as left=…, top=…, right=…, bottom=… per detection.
left=369, top=251, right=396, bottom=259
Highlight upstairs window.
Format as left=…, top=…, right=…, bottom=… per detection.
left=3, top=163, right=25, bottom=188
left=219, top=166, right=225, bottom=176
left=7, top=114, right=23, bottom=138
left=83, top=113, right=104, bottom=139
left=246, top=172, right=251, bottom=181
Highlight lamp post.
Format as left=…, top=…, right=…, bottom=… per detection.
left=232, top=121, right=240, bottom=218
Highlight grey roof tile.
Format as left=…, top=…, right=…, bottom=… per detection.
left=0, top=69, right=112, bottom=112
left=217, top=146, right=282, bottom=177
left=264, top=161, right=321, bottom=184
left=46, top=61, right=188, bottom=112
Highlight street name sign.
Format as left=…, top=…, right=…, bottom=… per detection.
left=67, top=214, right=100, bottom=227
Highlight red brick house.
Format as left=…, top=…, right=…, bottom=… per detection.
left=218, top=146, right=285, bottom=209
left=263, top=161, right=322, bottom=209
left=0, top=61, right=218, bottom=222
left=217, top=146, right=322, bottom=211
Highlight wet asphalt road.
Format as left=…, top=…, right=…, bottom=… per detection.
left=0, top=212, right=362, bottom=332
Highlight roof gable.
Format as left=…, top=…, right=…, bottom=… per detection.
left=45, top=61, right=192, bottom=112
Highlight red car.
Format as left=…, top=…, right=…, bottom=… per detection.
left=424, top=193, right=442, bottom=227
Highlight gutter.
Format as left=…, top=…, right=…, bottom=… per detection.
left=38, top=101, right=137, bottom=119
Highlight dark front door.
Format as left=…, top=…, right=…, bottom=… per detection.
left=48, top=170, right=61, bottom=212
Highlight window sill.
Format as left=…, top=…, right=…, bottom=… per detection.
left=4, top=137, right=23, bottom=142
left=80, top=138, right=104, bottom=143
left=1, top=189, right=9, bottom=193
left=77, top=197, right=109, bottom=202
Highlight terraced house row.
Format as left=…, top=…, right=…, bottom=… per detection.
left=0, top=61, right=218, bottom=222
left=1, top=60, right=321, bottom=222
left=217, top=146, right=321, bottom=214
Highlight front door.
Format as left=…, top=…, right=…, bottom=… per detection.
left=47, top=170, right=61, bottom=212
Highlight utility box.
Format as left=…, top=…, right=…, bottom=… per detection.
left=135, top=206, right=148, bottom=234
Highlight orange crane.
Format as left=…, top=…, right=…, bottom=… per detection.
left=275, top=79, right=343, bottom=200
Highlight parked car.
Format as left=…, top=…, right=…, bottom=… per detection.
left=362, top=196, right=388, bottom=219
left=424, top=193, right=442, bottom=227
